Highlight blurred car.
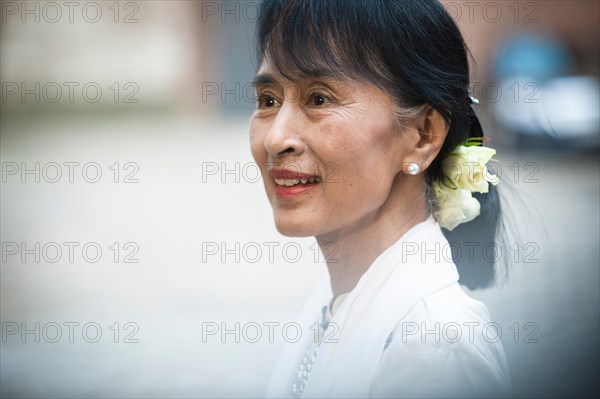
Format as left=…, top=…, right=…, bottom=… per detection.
left=492, top=34, right=600, bottom=150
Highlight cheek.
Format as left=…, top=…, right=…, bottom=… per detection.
left=327, top=128, right=401, bottom=206
left=337, top=158, right=395, bottom=202
left=249, top=120, right=267, bottom=161
left=249, top=122, right=272, bottom=190
left=336, top=122, right=401, bottom=174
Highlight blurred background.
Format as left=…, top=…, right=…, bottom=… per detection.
left=1, top=0, right=598, bottom=397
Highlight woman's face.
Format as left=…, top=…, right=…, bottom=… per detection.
left=249, top=61, right=416, bottom=238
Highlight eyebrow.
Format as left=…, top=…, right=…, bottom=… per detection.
left=253, top=73, right=278, bottom=86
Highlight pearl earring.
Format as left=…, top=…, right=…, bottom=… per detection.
left=406, top=163, right=420, bottom=175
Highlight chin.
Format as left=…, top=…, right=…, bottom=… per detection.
left=273, top=214, right=317, bottom=237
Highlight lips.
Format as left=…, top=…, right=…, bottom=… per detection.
left=269, top=167, right=322, bottom=197
left=273, top=175, right=322, bottom=186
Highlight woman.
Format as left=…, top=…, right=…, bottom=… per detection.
left=249, top=0, right=511, bottom=397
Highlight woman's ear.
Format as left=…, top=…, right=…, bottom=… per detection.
left=401, top=106, right=448, bottom=174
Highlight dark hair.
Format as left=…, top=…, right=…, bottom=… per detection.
left=255, top=0, right=502, bottom=289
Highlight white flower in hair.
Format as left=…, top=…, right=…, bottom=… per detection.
left=442, top=145, right=499, bottom=193
left=433, top=140, right=499, bottom=231
left=432, top=179, right=481, bottom=231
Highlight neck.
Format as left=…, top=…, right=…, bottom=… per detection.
left=316, top=177, right=429, bottom=297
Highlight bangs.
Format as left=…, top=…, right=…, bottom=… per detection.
left=256, top=0, right=390, bottom=84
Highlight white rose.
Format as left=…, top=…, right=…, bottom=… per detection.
left=442, top=146, right=498, bottom=193
left=432, top=180, right=481, bottom=231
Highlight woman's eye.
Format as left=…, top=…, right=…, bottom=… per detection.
left=257, top=94, right=278, bottom=108
left=312, top=94, right=327, bottom=106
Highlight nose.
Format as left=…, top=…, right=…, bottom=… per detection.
left=264, top=103, right=305, bottom=158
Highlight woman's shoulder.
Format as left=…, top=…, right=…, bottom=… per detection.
left=386, top=282, right=504, bottom=361
left=417, top=282, right=492, bottom=325
left=370, top=283, right=512, bottom=398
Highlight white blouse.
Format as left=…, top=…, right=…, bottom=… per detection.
left=370, top=283, right=511, bottom=397
left=266, top=216, right=511, bottom=398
